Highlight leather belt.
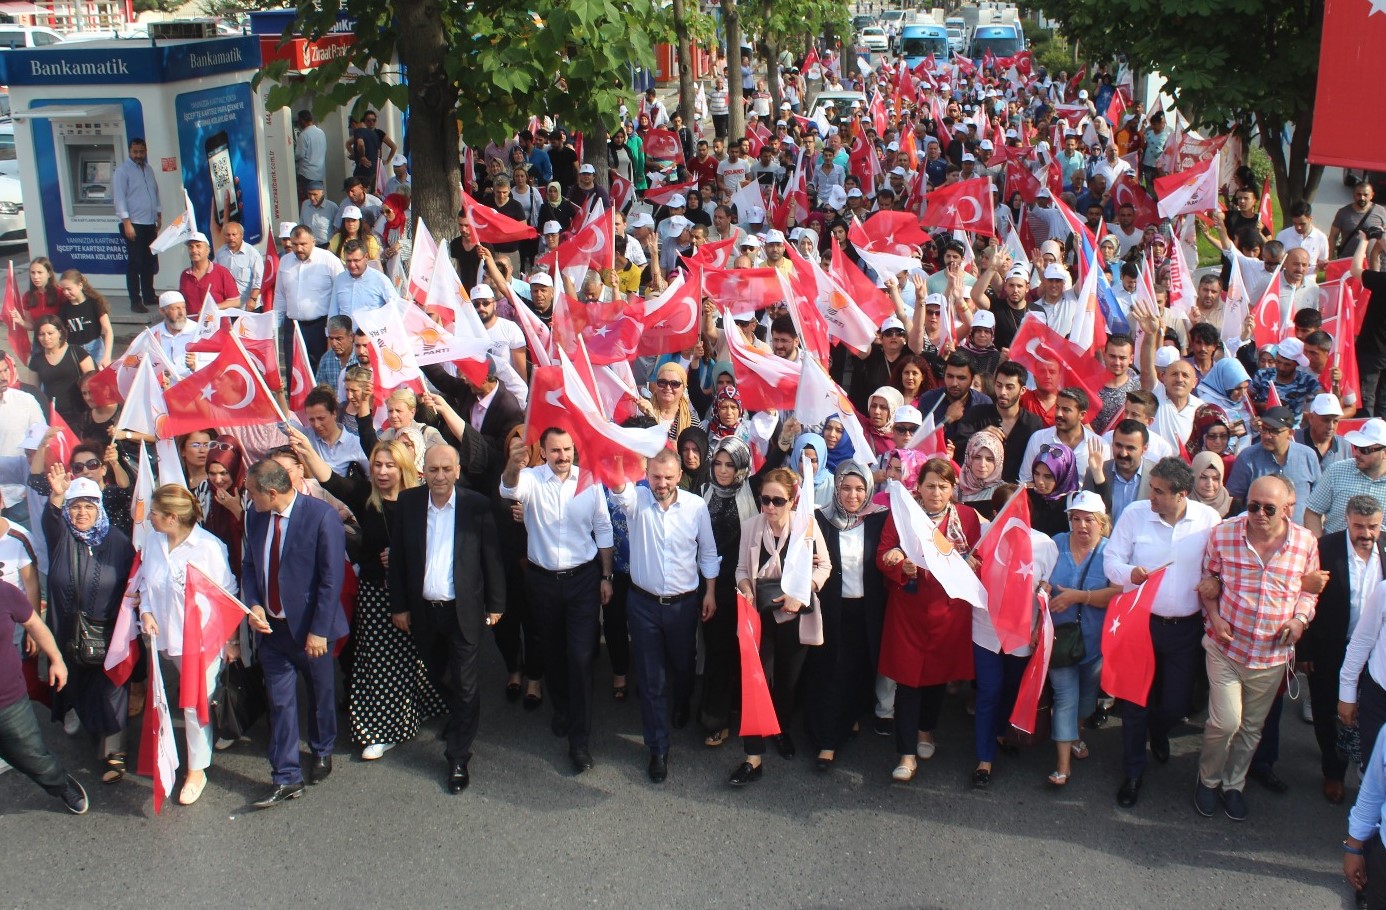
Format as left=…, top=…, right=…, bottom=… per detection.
left=631, top=584, right=696, bottom=606
left=1153, top=613, right=1201, bottom=624
left=424, top=599, right=452, bottom=609
left=528, top=561, right=596, bottom=580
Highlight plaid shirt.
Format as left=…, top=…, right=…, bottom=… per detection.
left=1203, top=516, right=1319, bottom=669
left=1249, top=367, right=1322, bottom=420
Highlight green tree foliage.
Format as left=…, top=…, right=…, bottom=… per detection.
left=1035, top=0, right=1324, bottom=210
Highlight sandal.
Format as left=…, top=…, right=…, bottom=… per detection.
left=1071, top=740, right=1090, bottom=760
left=101, top=752, right=126, bottom=785
left=1047, top=771, right=1070, bottom=787
left=704, top=727, right=730, bottom=748
left=612, top=684, right=628, bottom=702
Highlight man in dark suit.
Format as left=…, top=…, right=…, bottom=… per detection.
left=1305, top=495, right=1386, bottom=804
left=390, top=444, right=505, bottom=792
left=1083, top=419, right=1152, bottom=525
left=241, top=459, right=346, bottom=809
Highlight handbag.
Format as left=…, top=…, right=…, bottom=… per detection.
left=753, top=531, right=813, bottom=615
left=1048, top=547, right=1095, bottom=669
left=66, top=544, right=109, bottom=667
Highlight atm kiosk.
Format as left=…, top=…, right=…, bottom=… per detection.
left=0, top=35, right=271, bottom=294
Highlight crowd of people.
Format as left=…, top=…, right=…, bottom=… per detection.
left=5, top=26, right=1386, bottom=908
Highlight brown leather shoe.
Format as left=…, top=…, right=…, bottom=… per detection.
left=1324, top=779, right=1346, bottom=805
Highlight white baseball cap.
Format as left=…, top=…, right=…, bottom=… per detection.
left=892, top=405, right=924, bottom=425
left=745, top=205, right=766, bottom=222
left=391, top=154, right=408, bottom=168
left=1042, top=264, right=1068, bottom=281
left=763, top=229, right=786, bottom=244
left=970, top=309, right=996, bottom=330
left=542, top=220, right=562, bottom=235
left=578, top=163, right=596, bottom=174
left=667, top=215, right=692, bottom=232
left=340, top=205, right=363, bottom=221
left=1275, top=337, right=1311, bottom=368
left=890, top=166, right=907, bottom=177
left=666, top=194, right=687, bottom=208
left=527, top=272, right=554, bottom=287
left=1346, top=418, right=1386, bottom=448
left=881, top=315, right=906, bottom=333
left=469, top=284, right=495, bottom=300
left=740, top=234, right=763, bottom=248
left=186, top=231, right=209, bottom=245
left=1154, top=346, right=1181, bottom=369
left=847, top=188, right=864, bottom=198
left=627, top=212, right=654, bottom=229
left=64, top=477, right=102, bottom=503
left=961, top=153, right=976, bottom=163
left=979, top=139, right=994, bottom=150
left=1309, top=393, right=1345, bottom=417
left=1066, top=490, right=1104, bottom=514
left=924, top=294, right=947, bottom=310
left=278, top=221, right=296, bottom=238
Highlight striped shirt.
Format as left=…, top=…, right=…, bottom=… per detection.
left=1202, top=516, right=1319, bottom=669
left=1305, top=461, right=1386, bottom=534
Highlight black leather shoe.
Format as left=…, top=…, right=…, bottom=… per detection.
left=971, top=767, right=992, bottom=789
left=728, top=761, right=763, bottom=786
left=447, top=760, right=470, bottom=794
left=505, top=682, right=522, bottom=703
left=815, top=756, right=834, bottom=773
left=671, top=703, right=691, bottom=730
left=1117, top=776, right=1143, bottom=808
left=1150, top=735, right=1170, bottom=764
left=1249, top=767, right=1289, bottom=794
left=775, top=733, right=796, bottom=759
left=648, top=752, right=668, bottom=783
left=309, top=755, right=332, bottom=784
left=569, top=748, right=594, bottom=773
left=873, top=716, right=895, bottom=737
left=253, top=782, right=305, bottom=809
left=551, top=714, right=570, bottom=737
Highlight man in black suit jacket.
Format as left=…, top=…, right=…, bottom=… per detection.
left=1303, top=497, right=1386, bottom=804
left=390, top=444, right=505, bottom=793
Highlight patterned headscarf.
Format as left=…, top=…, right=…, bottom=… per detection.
left=706, top=385, right=744, bottom=441
left=63, top=488, right=110, bottom=547
left=958, top=427, right=1005, bottom=499
left=821, top=460, right=885, bottom=530
left=1032, top=441, right=1079, bottom=501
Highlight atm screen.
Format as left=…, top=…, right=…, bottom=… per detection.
left=83, top=161, right=112, bottom=184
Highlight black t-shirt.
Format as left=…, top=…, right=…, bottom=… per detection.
left=952, top=403, right=1044, bottom=484
left=847, top=343, right=915, bottom=414
left=449, top=237, right=483, bottom=286
left=1360, top=270, right=1386, bottom=360
left=549, top=146, right=579, bottom=189
left=987, top=291, right=1040, bottom=352
left=60, top=297, right=101, bottom=346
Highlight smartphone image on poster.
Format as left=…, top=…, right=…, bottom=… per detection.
left=205, top=131, right=239, bottom=225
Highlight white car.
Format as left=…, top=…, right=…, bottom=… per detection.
left=859, top=26, right=889, bottom=52
left=0, top=175, right=26, bottom=246
left=947, top=28, right=964, bottom=52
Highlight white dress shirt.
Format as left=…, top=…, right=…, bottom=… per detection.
left=149, top=319, right=200, bottom=366
left=0, top=387, right=44, bottom=509
left=1018, top=426, right=1110, bottom=483
left=262, top=494, right=297, bottom=618
left=1343, top=580, right=1386, bottom=703
left=214, top=243, right=265, bottom=305
left=609, top=485, right=720, bottom=596
left=139, top=525, right=237, bottom=656
left=276, top=248, right=344, bottom=322
left=1351, top=547, right=1383, bottom=643
left=1103, top=499, right=1222, bottom=617
left=1150, top=387, right=1203, bottom=452
left=500, top=465, right=614, bottom=571
left=839, top=524, right=866, bottom=599
left=422, top=489, right=457, bottom=601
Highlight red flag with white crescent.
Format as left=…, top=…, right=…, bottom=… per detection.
left=289, top=321, right=315, bottom=412
left=1009, top=592, right=1053, bottom=735
left=920, top=177, right=996, bottom=237
left=974, top=491, right=1037, bottom=653
left=161, top=335, right=286, bottom=437
left=736, top=590, right=781, bottom=737
left=458, top=189, right=538, bottom=244
left=1100, top=567, right=1169, bottom=706
left=2, top=261, right=28, bottom=366
left=181, top=563, right=251, bottom=726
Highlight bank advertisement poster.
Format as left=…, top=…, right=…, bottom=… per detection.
left=174, top=83, right=263, bottom=247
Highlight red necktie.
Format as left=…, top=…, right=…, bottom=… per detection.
left=267, top=513, right=282, bottom=617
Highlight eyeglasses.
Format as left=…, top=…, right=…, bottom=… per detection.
left=759, top=495, right=789, bottom=507
left=186, top=441, right=211, bottom=450
left=1203, top=431, right=1230, bottom=442
left=655, top=378, right=683, bottom=390
left=1246, top=501, right=1279, bottom=516
left=1358, top=445, right=1386, bottom=455
left=71, top=458, right=101, bottom=471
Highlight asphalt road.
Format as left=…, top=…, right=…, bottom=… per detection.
left=0, top=641, right=1360, bottom=910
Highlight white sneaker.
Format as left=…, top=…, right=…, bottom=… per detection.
left=214, top=737, right=236, bottom=751
left=361, top=743, right=396, bottom=761
left=0, top=756, right=10, bottom=775
left=916, top=740, right=936, bottom=760
left=63, top=709, right=79, bottom=736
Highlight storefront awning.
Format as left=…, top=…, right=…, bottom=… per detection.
left=0, top=2, right=49, bottom=15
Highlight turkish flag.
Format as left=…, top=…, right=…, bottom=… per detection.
left=550, top=294, right=643, bottom=365
left=288, top=320, right=315, bottom=412
left=736, top=590, right=781, bottom=737
left=854, top=210, right=932, bottom=252
left=1155, top=154, right=1221, bottom=218
left=103, top=553, right=142, bottom=686
left=1328, top=281, right=1362, bottom=405
left=1252, top=262, right=1288, bottom=349
left=187, top=324, right=283, bottom=393
left=161, top=336, right=284, bottom=438
left=1105, top=88, right=1128, bottom=126
left=46, top=409, right=79, bottom=470
left=701, top=264, right=786, bottom=318
left=1100, top=566, right=1169, bottom=706
left=828, top=236, right=894, bottom=323
left=786, top=244, right=878, bottom=355
left=974, top=491, right=1036, bottom=654
left=181, top=563, right=249, bottom=726
left=1004, top=160, right=1044, bottom=204
left=1008, top=317, right=1110, bottom=413
left=643, top=128, right=684, bottom=164
left=921, top=178, right=996, bottom=236
left=1009, top=594, right=1053, bottom=735
left=1111, top=174, right=1161, bottom=230
left=780, top=269, right=831, bottom=364
left=1259, top=177, right=1275, bottom=235
left=607, top=169, right=633, bottom=214
left=1311, top=0, right=1386, bottom=169
left=85, top=364, right=122, bottom=408
left=690, top=237, right=737, bottom=268
left=642, top=179, right=700, bottom=207
left=458, top=189, right=538, bottom=244
left=136, top=635, right=178, bottom=814
left=724, top=307, right=800, bottom=411
left=638, top=271, right=702, bottom=357
left=2, top=261, right=27, bottom=366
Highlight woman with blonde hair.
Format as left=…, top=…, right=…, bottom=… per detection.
left=136, top=483, right=237, bottom=805
left=376, top=388, right=444, bottom=465
left=640, top=361, right=695, bottom=443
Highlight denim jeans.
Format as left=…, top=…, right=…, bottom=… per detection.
left=0, top=698, right=68, bottom=793
left=1049, top=658, right=1102, bottom=742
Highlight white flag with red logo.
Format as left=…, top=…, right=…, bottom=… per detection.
left=103, top=552, right=142, bottom=686
left=352, top=298, right=424, bottom=390
left=137, top=631, right=179, bottom=814
left=406, top=217, right=439, bottom=306
left=160, top=335, right=286, bottom=437
left=1155, top=154, right=1221, bottom=218
left=114, top=357, right=170, bottom=439
left=129, top=442, right=155, bottom=551
left=885, top=480, right=985, bottom=607
left=785, top=244, right=877, bottom=355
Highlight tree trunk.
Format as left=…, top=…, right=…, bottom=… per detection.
left=394, top=0, right=460, bottom=240
left=672, top=0, right=696, bottom=121
left=1257, top=109, right=1325, bottom=215
left=760, top=0, right=782, bottom=119
left=585, top=125, right=611, bottom=189
left=725, top=0, right=746, bottom=141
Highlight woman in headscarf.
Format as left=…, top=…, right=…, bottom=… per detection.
left=877, top=457, right=983, bottom=782
left=1187, top=404, right=1239, bottom=473
left=378, top=193, right=412, bottom=279
left=1026, top=442, right=1079, bottom=536
left=41, top=469, right=135, bottom=789
left=1195, top=357, right=1251, bottom=417
left=699, top=437, right=759, bottom=747
left=866, top=386, right=905, bottom=458
left=808, top=461, right=888, bottom=771
left=1190, top=450, right=1233, bottom=517
left=789, top=432, right=833, bottom=508
left=704, top=385, right=746, bottom=443
left=538, top=181, right=579, bottom=234
left=820, top=415, right=858, bottom=473
left=642, top=361, right=695, bottom=444
left=677, top=425, right=710, bottom=492
left=957, top=428, right=1006, bottom=518
left=202, top=434, right=245, bottom=575
left=872, top=447, right=930, bottom=506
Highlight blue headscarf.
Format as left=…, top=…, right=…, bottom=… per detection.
left=63, top=492, right=111, bottom=547
left=821, top=414, right=857, bottom=472
left=1195, top=357, right=1251, bottom=412
left=789, top=432, right=834, bottom=508
left=1032, top=441, right=1079, bottom=501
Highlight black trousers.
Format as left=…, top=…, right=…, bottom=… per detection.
left=806, top=596, right=873, bottom=752
left=1362, top=674, right=1386, bottom=772
left=1120, top=614, right=1204, bottom=779
left=602, top=572, right=631, bottom=677
left=893, top=683, right=947, bottom=756
left=494, top=557, right=543, bottom=681
left=527, top=562, right=601, bottom=749
left=414, top=601, right=481, bottom=764
left=742, top=613, right=807, bottom=756
left=123, top=223, right=159, bottom=309
left=1369, top=835, right=1386, bottom=910
left=1358, top=351, right=1386, bottom=419
left=698, top=573, right=740, bottom=735
left=1311, top=660, right=1350, bottom=781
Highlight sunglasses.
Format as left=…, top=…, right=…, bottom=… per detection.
left=1358, top=445, right=1386, bottom=455
left=882, top=329, right=906, bottom=337
left=71, top=458, right=101, bottom=471
left=759, top=495, right=789, bottom=507
left=209, top=440, right=236, bottom=453
left=893, top=424, right=919, bottom=433
left=1246, top=501, right=1279, bottom=516
left=655, top=378, right=683, bottom=390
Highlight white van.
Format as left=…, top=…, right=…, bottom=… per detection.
left=0, top=26, right=63, bottom=48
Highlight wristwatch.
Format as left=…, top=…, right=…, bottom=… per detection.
left=602, top=574, right=614, bottom=582
left=1293, top=612, right=1309, bottom=625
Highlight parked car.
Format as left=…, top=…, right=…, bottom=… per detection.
left=0, top=120, right=15, bottom=178
left=0, top=25, right=62, bottom=48
left=859, top=26, right=889, bottom=52
left=946, top=27, right=964, bottom=53
left=0, top=174, right=26, bottom=246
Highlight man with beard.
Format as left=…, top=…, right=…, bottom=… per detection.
left=1084, top=419, right=1151, bottom=523
left=952, top=360, right=1043, bottom=484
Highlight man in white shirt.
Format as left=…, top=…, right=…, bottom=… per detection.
left=329, top=240, right=395, bottom=328
left=500, top=431, right=613, bottom=774
left=1137, top=311, right=1204, bottom=450
left=278, top=225, right=345, bottom=367
left=1018, top=387, right=1110, bottom=482
left=1109, top=203, right=1145, bottom=258
left=717, top=144, right=751, bottom=197
left=1104, top=456, right=1223, bottom=809
left=0, top=359, right=43, bottom=526
left=1034, top=263, right=1079, bottom=336
left=303, top=388, right=367, bottom=476
left=213, top=220, right=264, bottom=310
left=609, top=450, right=720, bottom=783
left=467, top=284, right=528, bottom=406
left=294, top=110, right=327, bottom=198
left=149, top=290, right=200, bottom=369
left=1276, top=200, right=1331, bottom=271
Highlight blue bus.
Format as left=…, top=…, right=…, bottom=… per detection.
left=898, top=23, right=949, bottom=67
left=970, top=25, right=1023, bottom=63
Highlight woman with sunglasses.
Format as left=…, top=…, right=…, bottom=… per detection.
left=27, top=438, right=133, bottom=535
left=41, top=467, right=135, bottom=789
left=808, top=460, right=887, bottom=771
left=179, top=429, right=216, bottom=517
left=27, top=315, right=94, bottom=426
left=699, top=437, right=759, bottom=748
left=641, top=362, right=695, bottom=443
left=1026, top=442, right=1080, bottom=536
left=202, top=435, right=245, bottom=574
left=877, top=457, right=982, bottom=782
left=728, top=468, right=832, bottom=785
left=1186, top=404, right=1239, bottom=475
